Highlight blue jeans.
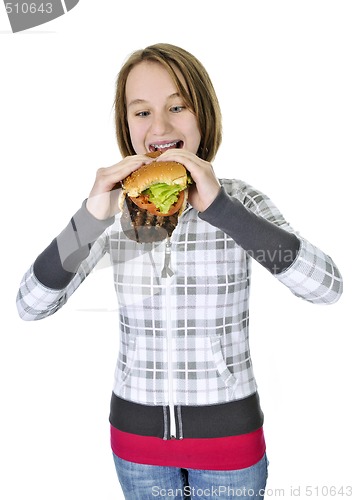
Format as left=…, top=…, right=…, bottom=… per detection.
left=113, top=453, right=268, bottom=499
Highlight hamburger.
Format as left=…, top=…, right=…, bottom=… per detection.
left=119, top=151, right=190, bottom=243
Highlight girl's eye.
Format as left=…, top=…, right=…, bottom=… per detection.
left=136, top=111, right=150, bottom=117
left=170, top=105, right=184, bottom=113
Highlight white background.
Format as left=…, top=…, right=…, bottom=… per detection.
left=1, top=1, right=353, bottom=498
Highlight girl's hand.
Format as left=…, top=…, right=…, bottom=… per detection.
left=156, top=149, right=221, bottom=212
left=86, top=154, right=153, bottom=220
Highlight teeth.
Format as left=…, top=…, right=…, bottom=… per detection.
left=152, top=141, right=178, bottom=150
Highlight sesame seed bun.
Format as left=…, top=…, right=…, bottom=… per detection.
left=122, top=156, right=187, bottom=198
left=118, top=152, right=189, bottom=242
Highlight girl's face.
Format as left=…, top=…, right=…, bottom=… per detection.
left=125, top=61, right=201, bottom=155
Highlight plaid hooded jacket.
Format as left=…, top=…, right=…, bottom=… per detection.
left=16, top=179, right=343, bottom=466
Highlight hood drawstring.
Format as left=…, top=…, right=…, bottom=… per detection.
left=161, top=237, right=174, bottom=278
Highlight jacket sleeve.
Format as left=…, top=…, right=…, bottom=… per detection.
left=200, top=181, right=343, bottom=305
left=243, top=184, right=343, bottom=304
left=16, top=201, right=113, bottom=321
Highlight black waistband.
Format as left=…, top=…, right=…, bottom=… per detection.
left=109, top=392, right=263, bottom=440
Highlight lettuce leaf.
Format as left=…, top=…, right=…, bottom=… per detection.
left=144, top=183, right=182, bottom=213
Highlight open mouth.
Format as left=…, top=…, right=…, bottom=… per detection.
left=149, top=140, right=184, bottom=152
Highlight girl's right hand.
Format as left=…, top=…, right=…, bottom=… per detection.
left=86, top=154, right=151, bottom=220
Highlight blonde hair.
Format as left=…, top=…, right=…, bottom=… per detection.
left=114, top=43, right=222, bottom=162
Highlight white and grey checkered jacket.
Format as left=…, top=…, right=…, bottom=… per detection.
left=17, top=179, right=343, bottom=409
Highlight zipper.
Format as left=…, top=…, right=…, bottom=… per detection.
left=162, top=237, right=177, bottom=439
left=165, top=273, right=177, bottom=438
left=161, top=237, right=174, bottom=278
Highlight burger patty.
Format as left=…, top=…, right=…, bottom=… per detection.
left=121, top=196, right=179, bottom=243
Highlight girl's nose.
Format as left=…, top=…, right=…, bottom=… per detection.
left=150, top=112, right=172, bottom=136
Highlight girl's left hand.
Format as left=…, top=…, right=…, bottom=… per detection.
left=156, top=150, right=221, bottom=212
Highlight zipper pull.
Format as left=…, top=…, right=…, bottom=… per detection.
left=161, top=237, right=174, bottom=278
